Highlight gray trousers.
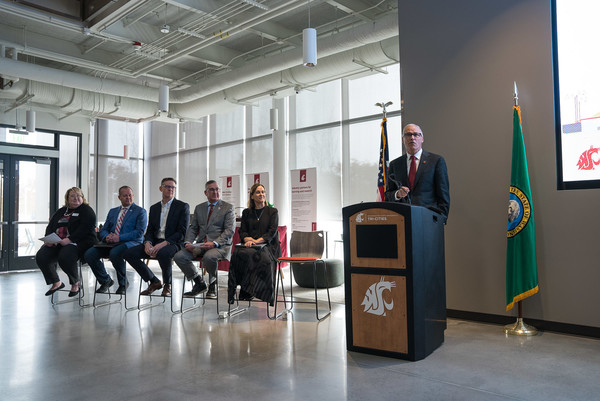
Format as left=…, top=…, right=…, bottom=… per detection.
left=173, top=247, right=227, bottom=283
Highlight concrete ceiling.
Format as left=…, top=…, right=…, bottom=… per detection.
left=0, top=0, right=399, bottom=122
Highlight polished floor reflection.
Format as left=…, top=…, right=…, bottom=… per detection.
left=1, top=269, right=599, bottom=401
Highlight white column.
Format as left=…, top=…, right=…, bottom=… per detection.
left=272, top=97, right=289, bottom=227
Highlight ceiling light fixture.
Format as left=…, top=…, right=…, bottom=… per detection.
left=241, top=0, right=269, bottom=11
left=159, top=84, right=169, bottom=112
left=303, top=1, right=317, bottom=67
left=26, top=110, right=36, bottom=132
left=160, top=4, right=170, bottom=34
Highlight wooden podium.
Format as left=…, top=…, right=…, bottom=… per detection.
left=342, top=202, right=446, bottom=361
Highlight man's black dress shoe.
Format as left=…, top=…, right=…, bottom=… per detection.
left=115, top=282, right=129, bottom=295
left=45, top=282, right=65, bottom=296
left=96, top=278, right=114, bottom=293
left=183, top=281, right=207, bottom=297
left=206, top=282, right=217, bottom=299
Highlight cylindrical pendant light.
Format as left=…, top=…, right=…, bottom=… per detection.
left=270, top=108, right=278, bottom=131
left=26, top=110, right=36, bottom=132
left=303, top=28, right=317, bottom=67
left=158, top=84, right=169, bottom=112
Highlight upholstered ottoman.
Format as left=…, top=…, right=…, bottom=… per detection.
left=291, top=258, right=344, bottom=288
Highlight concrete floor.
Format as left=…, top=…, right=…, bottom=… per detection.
left=1, top=268, right=599, bottom=401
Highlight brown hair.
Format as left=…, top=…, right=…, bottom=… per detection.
left=247, top=183, right=265, bottom=209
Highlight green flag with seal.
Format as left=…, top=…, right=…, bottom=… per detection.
left=506, top=105, right=538, bottom=311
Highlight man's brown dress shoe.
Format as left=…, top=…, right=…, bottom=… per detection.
left=140, top=281, right=163, bottom=295
left=161, top=284, right=171, bottom=296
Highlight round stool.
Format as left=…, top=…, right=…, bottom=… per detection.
left=291, top=258, right=344, bottom=288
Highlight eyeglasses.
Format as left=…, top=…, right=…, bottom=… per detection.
left=162, top=185, right=176, bottom=190
left=207, top=188, right=220, bottom=192
left=403, top=132, right=423, bottom=138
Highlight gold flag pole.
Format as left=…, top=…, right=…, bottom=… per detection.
left=504, top=82, right=538, bottom=336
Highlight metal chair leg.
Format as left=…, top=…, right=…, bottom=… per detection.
left=92, top=277, right=122, bottom=309
left=180, top=277, right=205, bottom=314
left=268, top=261, right=291, bottom=320
left=51, top=262, right=88, bottom=306
left=313, top=260, right=331, bottom=321
left=137, top=279, right=167, bottom=311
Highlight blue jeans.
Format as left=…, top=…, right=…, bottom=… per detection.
left=84, top=243, right=130, bottom=286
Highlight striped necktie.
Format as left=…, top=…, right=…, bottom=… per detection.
left=115, top=207, right=128, bottom=234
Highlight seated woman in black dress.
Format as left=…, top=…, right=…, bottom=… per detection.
left=227, top=183, right=281, bottom=305
left=36, top=187, right=97, bottom=297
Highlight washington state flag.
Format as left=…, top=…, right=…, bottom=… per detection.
left=506, top=105, right=538, bottom=311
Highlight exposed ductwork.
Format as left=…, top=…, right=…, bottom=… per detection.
left=0, top=13, right=398, bottom=122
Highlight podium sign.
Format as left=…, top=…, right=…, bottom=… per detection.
left=351, top=273, right=408, bottom=354
left=343, top=202, right=446, bottom=361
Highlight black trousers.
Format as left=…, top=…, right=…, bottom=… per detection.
left=36, top=244, right=81, bottom=285
left=123, top=241, right=179, bottom=285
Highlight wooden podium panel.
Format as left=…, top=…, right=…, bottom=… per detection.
left=351, top=274, right=407, bottom=354
left=348, top=208, right=406, bottom=269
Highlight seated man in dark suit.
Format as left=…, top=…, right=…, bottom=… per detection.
left=385, top=123, right=450, bottom=221
left=174, top=180, right=235, bottom=298
left=84, top=186, right=147, bottom=294
left=124, top=177, right=190, bottom=296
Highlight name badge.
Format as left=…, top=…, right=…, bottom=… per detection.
left=72, top=213, right=79, bottom=216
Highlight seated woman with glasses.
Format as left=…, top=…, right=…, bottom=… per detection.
left=36, top=187, right=97, bottom=297
left=227, top=183, right=281, bottom=305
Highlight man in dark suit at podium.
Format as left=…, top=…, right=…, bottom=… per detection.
left=385, top=123, right=450, bottom=221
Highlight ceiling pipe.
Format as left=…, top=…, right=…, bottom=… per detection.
left=170, top=12, right=398, bottom=103
left=0, top=57, right=158, bottom=100
left=0, top=36, right=398, bottom=121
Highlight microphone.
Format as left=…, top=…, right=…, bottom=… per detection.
left=388, top=172, right=411, bottom=205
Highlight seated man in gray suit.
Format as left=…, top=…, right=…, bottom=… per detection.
left=174, top=180, right=235, bottom=298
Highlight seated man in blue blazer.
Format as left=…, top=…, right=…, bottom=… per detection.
left=124, top=177, right=190, bottom=297
left=84, top=186, right=147, bottom=294
left=385, top=123, right=450, bottom=221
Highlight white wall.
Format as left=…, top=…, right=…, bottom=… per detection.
left=398, top=0, right=600, bottom=327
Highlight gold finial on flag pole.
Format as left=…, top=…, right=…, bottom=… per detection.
left=375, top=101, right=393, bottom=118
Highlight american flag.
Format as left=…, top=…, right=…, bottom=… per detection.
left=376, top=117, right=389, bottom=201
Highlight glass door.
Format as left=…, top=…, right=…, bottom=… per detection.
left=0, top=154, right=57, bottom=271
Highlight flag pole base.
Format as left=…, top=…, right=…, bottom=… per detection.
left=504, top=318, right=538, bottom=336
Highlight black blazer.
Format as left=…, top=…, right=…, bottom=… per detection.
left=144, top=198, right=190, bottom=250
left=385, top=150, right=450, bottom=220
left=45, top=203, right=97, bottom=255
left=239, top=206, right=281, bottom=258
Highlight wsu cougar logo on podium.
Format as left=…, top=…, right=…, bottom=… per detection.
left=361, top=277, right=396, bottom=316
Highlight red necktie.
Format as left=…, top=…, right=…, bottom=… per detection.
left=408, top=155, right=417, bottom=190
left=203, top=204, right=214, bottom=243
left=207, top=204, right=214, bottom=223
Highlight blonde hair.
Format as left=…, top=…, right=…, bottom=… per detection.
left=247, top=183, right=265, bottom=209
left=64, top=187, right=88, bottom=207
